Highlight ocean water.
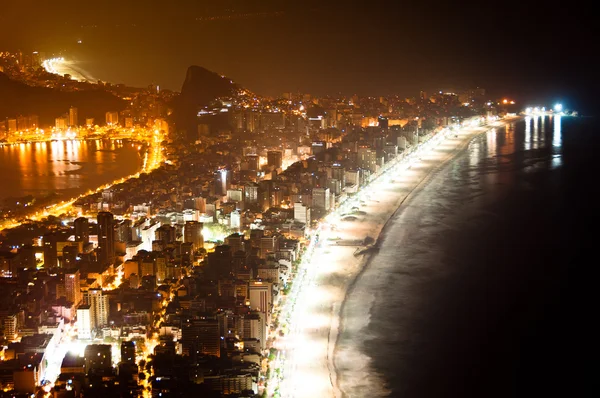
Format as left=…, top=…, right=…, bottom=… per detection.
left=337, top=116, right=598, bottom=397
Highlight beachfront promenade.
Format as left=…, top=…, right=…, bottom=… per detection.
left=268, top=116, right=518, bottom=398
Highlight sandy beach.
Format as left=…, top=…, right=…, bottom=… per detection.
left=277, top=118, right=518, bottom=398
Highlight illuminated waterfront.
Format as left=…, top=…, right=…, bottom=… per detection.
left=0, top=130, right=165, bottom=231
left=0, top=139, right=143, bottom=200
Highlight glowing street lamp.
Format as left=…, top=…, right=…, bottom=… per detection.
left=554, top=103, right=563, bottom=112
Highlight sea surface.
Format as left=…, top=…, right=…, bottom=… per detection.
left=0, top=139, right=143, bottom=201
left=338, top=116, right=598, bottom=397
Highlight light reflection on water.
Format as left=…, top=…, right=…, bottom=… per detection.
left=0, top=140, right=142, bottom=200
left=552, top=115, right=562, bottom=169
left=337, top=116, right=570, bottom=397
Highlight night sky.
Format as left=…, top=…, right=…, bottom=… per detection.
left=0, top=0, right=595, bottom=111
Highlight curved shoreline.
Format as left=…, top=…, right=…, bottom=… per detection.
left=330, top=120, right=518, bottom=397
left=0, top=141, right=149, bottom=232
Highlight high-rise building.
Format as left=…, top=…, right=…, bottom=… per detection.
left=312, top=187, right=330, bottom=211
left=84, top=345, right=112, bottom=374
left=115, top=219, right=132, bottom=243
left=327, top=178, right=342, bottom=196
left=244, top=183, right=259, bottom=206
left=83, top=288, right=109, bottom=329
left=1, top=313, right=17, bottom=340
left=155, top=225, right=176, bottom=244
left=245, top=155, right=259, bottom=171
left=225, top=233, right=245, bottom=254
left=74, top=217, right=89, bottom=244
left=226, top=189, right=243, bottom=203
left=141, top=221, right=160, bottom=252
left=7, top=119, right=17, bottom=133
left=65, top=269, right=81, bottom=306
left=230, top=210, right=241, bottom=230
left=42, top=231, right=61, bottom=268
left=331, top=163, right=346, bottom=187
left=55, top=117, right=67, bottom=130
left=267, top=150, right=283, bottom=169
left=76, top=305, right=92, bottom=339
left=120, top=341, right=136, bottom=364
left=214, top=169, right=231, bottom=196
left=61, top=245, right=79, bottom=268
left=248, top=280, right=273, bottom=325
left=259, top=235, right=279, bottom=259
left=357, top=147, right=377, bottom=173
left=183, top=221, right=204, bottom=251
left=236, top=311, right=267, bottom=350
left=105, top=111, right=119, bottom=126
left=97, top=212, right=115, bottom=266
left=182, top=318, right=220, bottom=358
left=68, top=107, right=78, bottom=127
left=293, top=202, right=311, bottom=225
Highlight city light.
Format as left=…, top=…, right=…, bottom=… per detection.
left=554, top=103, right=563, bottom=112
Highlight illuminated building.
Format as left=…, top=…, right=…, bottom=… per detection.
left=83, top=288, right=109, bottom=329
left=155, top=224, right=176, bottom=244
left=230, top=210, right=241, bottom=229
left=55, top=116, right=67, bottom=130
left=259, top=235, right=279, bottom=259
left=65, top=269, right=82, bottom=306
left=293, top=202, right=311, bottom=225
left=226, top=188, right=243, bottom=203
left=312, top=187, right=331, bottom=211
left=225, top=233, right=245, bottom=254
left=245, top=154, right=259, bottom=171
left=105, top=111, right=119, bottom=126
left=76, top=305, right=92, bottom=339
left=69, top=106, right=78, bottom=127
left=7, top=118, right=17, bottom=133
left=236, top=311, right=267, bottom=350
left=61, top=245, right=79, bottom=268
left=140, top=221, right=160, bottom=252
left=267, top=150, right=283, bottom=168
left=311, top=141, right=326, bottom=155
left=327, top=178, right=342, bottom=196
left=214, top=169, right=232, bottom=196
left=182, top=318, right=221, bottom=358
left=97, top=211, right=115, bottom=266
left=331, top=163, right=346, bottom=187
left=1, top=313, right=17, bottom=340
left=121, top=341, right=136, bottom=364
left=357, top=147, right=377, bottom=173
left=84, top=344, right=112, bottom=374
left=244, top=182, right=259, bottom=206
left=248, top=280, right=273, bottom=325
left=74, top=217, right=89, bottom=244
left=183, top=221, right=204, bottom=251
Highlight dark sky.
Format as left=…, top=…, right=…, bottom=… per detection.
left=0, top=0, right=595, bottom=110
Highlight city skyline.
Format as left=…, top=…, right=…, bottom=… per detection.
left=0, top=2, right=595, bottom=398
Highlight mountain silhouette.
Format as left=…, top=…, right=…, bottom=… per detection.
left=172, top=66, right=239, bottom=140
left=0, top=72, right=126, bottom=126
